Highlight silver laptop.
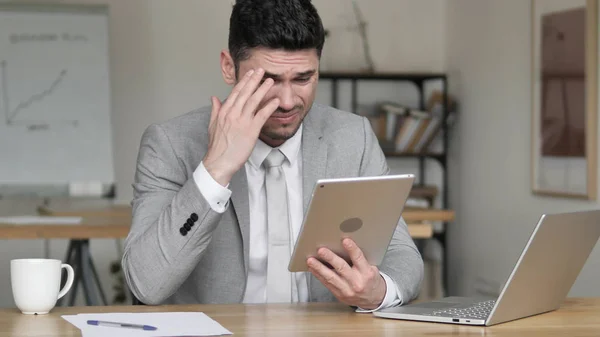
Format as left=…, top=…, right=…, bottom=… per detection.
left=373, top=209, right=600, bottom=326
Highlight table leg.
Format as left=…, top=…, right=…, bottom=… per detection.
left=78, top=241, right=93, bottom=305
left=58, top=239, right=108, bottom=306
left=87, top=249, right=108, bottom=305
left=68, top=268, right=81, bottom=307
left=58, top=241, right=76, bottom=307
left=67, top=241, right=82, bottom=306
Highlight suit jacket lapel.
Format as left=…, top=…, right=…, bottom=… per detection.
left=301, top=113, right=330, bottom=301
left=229, top=166, right=250, bottom=275
left=301, top=114, right=328, bottom=214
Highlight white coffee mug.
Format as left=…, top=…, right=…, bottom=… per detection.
left=11, top=259, right=74, bottom=314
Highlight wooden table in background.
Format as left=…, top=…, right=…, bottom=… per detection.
left=2, top=299, right=599, bottom=337
left=18, top=204, right=454, bottom=306
left=37, top=203, right=131, bottom=218
left=0, top=217, right=129, bottom=240
left=36, top=203, right=454, bottom=239
left=404, top=209, right=454, bottom=239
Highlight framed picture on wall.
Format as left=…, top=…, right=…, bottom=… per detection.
left=531, top=0, right=598, bottom=200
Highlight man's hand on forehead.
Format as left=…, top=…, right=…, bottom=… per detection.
left=202, top=68, right=280, bottom=186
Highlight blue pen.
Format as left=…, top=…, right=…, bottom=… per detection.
left=87, top=320, right=158, bottom=331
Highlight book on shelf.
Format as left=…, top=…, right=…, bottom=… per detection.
left=406, top=197, right=430, bottom=209
left=394, top=109, right=431, bottom=152
left=365, top=90, right=457, bottom=154
left=409, top=185, right=439, bottom=200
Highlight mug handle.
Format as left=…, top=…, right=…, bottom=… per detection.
left=57, top=264, right=75, bottom=300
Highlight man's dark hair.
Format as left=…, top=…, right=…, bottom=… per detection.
left=228, top=0, right=326, bottom=74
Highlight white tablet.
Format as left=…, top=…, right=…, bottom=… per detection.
left=288, top=174, right=415, bottom=272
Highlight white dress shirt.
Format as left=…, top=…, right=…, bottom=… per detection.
left=193, top=124, right=403, bottom=311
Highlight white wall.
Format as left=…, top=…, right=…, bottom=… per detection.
left=0, top=0, right=446, bottom=308
left=315, top=0, right=446, bottom=73
left=314, top=0, right=448, bottom=211
left=445, top=0, right=600, bottom=297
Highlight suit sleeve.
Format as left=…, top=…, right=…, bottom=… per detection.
left=359, top=116, right=425, bottom=304
left=122, top=124, right=224, bottom=305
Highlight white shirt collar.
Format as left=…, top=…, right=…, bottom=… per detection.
left=248, top=124, right=303, bottom=169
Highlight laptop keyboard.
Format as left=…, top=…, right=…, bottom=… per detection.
left=430, top=300, right=496, bottom=320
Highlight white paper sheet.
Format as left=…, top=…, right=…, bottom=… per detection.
left=0, top=216, right=82, bottom=224
left=62, top=312, right=232, bottom=337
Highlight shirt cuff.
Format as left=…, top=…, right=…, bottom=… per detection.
left=193, top=161, right=232, bottom=213
left=355, top=271, right=403, bottom=313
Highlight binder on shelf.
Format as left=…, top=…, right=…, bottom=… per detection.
left=359, top=90, right=456, bottom=156
left=412, top=114, right=443, bottom=153
left=393, top=109, right=432, bottom=153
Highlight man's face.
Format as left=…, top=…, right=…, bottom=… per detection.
left=236, top=48, right=319, bottom=147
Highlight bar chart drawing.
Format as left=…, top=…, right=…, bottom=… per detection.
left=0, top=60, right=77, bottom=129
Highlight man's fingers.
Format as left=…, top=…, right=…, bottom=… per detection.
left=307, top=257, right=353, bottom=298
left=242, top=77, right=275, bottom=117
left=342, top=238, right=370, bottom=272
left=230, top=68, right=265, bottom=114
left=317, top=247, right=355, bottom=283
left=309, top=263, right=345, bottom=301
left=253, top=98, right=280, bottom=127
left=221, top=68, right=255, bottom=111
left=209, top=96, right=221, bottom=126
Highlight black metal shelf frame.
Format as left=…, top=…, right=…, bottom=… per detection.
left=319, top=71, right=451, bottom=295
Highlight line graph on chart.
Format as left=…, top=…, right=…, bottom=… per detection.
left=0, top=60, right=79, bottom=130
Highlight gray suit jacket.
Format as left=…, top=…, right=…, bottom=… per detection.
left=122, top=103, right=424, bottom=305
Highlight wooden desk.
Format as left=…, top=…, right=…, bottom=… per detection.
left=0, top=215, right=433, bottom=307
left=403, top=209, right=455, bottom=222
left=0, top=219, right=439, bottom=240
left=0, top=217, right=129, bottom=240
left=36, top=204, right=454, bottom=240
left=37, top=204, right=131, bottom=218
left=2, top=299, right=598, bottom=337
left=19, top=205, right=453, bottom=305
left=404, top=209, right=454, bottom=239
left=38, top=205, right=455, bottom=221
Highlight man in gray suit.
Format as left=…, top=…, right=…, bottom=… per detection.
left=122, top=0, right=423, bottom=311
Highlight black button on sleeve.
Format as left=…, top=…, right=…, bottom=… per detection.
left=179, top=227, right=187, bottom=236
left=184, top=223, right=191, bottom=231
left=191, top=213, right=199, bottom=222
left=186, top=218, right=194, bottom=226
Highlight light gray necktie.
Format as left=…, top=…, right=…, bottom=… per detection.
left=263, top=149, right=293, bottom=303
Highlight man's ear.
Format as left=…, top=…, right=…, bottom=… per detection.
left=220, top=50, right=236, bottom=85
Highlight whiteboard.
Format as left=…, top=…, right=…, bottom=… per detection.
left=0, top=4, right=114, bottom=195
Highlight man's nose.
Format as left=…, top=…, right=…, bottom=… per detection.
left=276, top=83, right=296, bottom=111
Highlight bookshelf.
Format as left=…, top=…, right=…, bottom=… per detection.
left=319, top=71, right=452, bottom=295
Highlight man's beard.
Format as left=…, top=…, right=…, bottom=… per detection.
left=260, top=106, right=306, bottom=141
